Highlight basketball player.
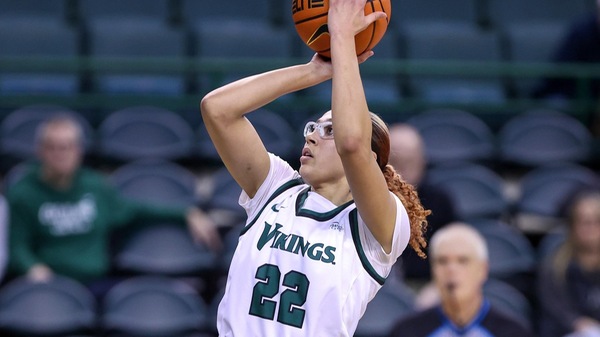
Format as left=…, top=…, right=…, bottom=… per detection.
left=200, top=0, right=429, bottom=335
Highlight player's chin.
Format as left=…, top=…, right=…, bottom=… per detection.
left=298, top=164, right=312, bottom=178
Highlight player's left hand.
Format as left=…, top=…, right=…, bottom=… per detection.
left=328, top=0, right=387, bottom=37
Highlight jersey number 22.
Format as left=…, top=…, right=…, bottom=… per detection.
left=249, top=263, right=310, bottom=328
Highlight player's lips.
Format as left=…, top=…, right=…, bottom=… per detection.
left=300, top=147, right=313, bottom=163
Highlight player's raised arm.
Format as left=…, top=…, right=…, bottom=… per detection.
left=200, top=58, right=332, bottom=198
left=328, top=0, right=398, bottom=252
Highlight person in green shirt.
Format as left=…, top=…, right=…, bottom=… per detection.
left=6, top=114, right=221, bottom=297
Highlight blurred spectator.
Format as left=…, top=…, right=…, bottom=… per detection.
left=388, top=123, right=457, bottom=280
left=387, top=223, right=534, bottom=337
left=6, top=114, right=221, bottom=298
left=537, top=189, right=600, bottom=337
left=533, top=0, right=600, bottom=131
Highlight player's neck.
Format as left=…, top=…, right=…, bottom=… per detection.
left=310, top=179, right=352, bottom=206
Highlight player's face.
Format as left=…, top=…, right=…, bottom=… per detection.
left=431, top=235, right=487, bottom=306
left=299, top=111, right=345, bottom=185
left=571, top=197, right=600, bottom=251
left=38, top=123, right=83, bottom=178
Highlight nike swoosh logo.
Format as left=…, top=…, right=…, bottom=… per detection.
left=271, top=204, right=286, bottom=212
left=307, top=24, right=329, bottom=46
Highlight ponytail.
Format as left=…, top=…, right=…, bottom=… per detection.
left=383, top=164, right=430, bottom=259
left=369, top=112, right=430, bottom=258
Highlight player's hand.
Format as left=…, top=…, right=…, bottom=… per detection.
left=308, top=49, right=374, bottom=78
left=186, top=207, right=222, bottom=252
left=308, top=53, right=333, bottom=80
left=328, top=0, right=387, bottom=37
left=357, top=50, right=375, bottom=64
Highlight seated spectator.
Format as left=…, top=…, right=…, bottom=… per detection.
left=388, top=123, right=457, bottom=280
left=387, top=223, right=534, bottom=337
left=6, top=114, right=221, bottom=298
left=537, top=189, right=600, bottom=337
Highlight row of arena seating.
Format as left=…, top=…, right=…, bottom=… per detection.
left=5, top=137, right=598, bottom=231
left=0, top=2, right=596, bottom=101
left=1, top=0, right=595, bottom=30
left=1, top=104, right=598, bottom=173
left=0, top=274, right=217, bottom=336
left=0, top=269, right=536, bottom=337
left=1, top=106, right=599, bottom=245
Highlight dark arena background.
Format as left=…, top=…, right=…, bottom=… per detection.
left=0, top=0, right=599, bottom=336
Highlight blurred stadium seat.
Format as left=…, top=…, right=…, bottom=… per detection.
left=503, top=22, right=567, bottom=98
left=181, top=0, right=272, bottom=24
left=486, top=0, right=592, bottom=28
left=203, top=166, right=245, bottom=226
left=0, top=0, right=68, bottom=20
left=0, top=276, right=97, bottom=336
left=406, top=108, right=496, bottom=165
left=354, top=274, right=416, bottom=337
left=97, top=106, right=195, bottom=162
left=113, top=223, right=218, bottom=277
left=477, top=222, right=536, bottom=296
left=401, top=22, right=506, bottom=104
left=101, top=276, right=209, bottom=336
left=218, top=223, right=245, bottom=275
left=427, top=162, right=509, bottom=221
left=0, top=16, right=80, bottom=95
left=192, top=18, right=294, bottom=93
left=110, top=158, right=200, bottom=207
left=498, top=109, right=593, bottom=167
left=536, top=228, right=568, bottom=262
left=391, top=0, right=480, bottom=28
left=77, top=0, right=171, bottom=23
left=304, top=29, right=404, bottom=104
left=515, top=162, right=600, bottom=218
left=87, top=17, right=187, bottom=95
left=483, top=278, right=534, bottom=331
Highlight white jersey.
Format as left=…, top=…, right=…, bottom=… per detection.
left=217, top=154, right=411, bottom=337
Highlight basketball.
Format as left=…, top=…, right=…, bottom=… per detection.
left=292, top=0, right=391, bottom=58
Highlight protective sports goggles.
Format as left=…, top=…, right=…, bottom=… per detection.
left=303, top=121, right=334, bottom=139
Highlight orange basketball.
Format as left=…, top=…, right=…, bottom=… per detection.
left=292, top=0, right=391, bottom=58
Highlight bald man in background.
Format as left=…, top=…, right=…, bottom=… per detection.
left=387, top=223, right=534, bottom=337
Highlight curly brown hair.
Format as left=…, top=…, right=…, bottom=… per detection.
left=370, top=113, right=431, bottom=259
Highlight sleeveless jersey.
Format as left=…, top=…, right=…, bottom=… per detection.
left=217, top=154, right=411, bottom=337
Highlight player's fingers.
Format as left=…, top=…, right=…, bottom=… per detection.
left=357, top=50, right=375, bottom=64
left=365, top=11, right=387, bottom=26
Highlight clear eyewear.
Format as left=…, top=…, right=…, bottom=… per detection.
left=304, top=121, right=334, bottom=139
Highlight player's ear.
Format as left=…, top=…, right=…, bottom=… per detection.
left=372, top=151, right=377, bottom=162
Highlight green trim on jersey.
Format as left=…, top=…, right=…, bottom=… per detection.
left=295, top=187, right=355, bottom=221
left=349, top=209, right=387, bottom=285
left=240, top=178, right=305, bottom=236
